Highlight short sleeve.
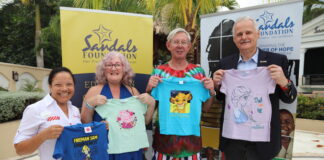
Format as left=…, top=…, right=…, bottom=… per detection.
left=199, top=84, right=211, bottom=102
left=220, top=76, right=227, bottom=94
left=264, top=69, right=276, bottom=94
left=95, top=105, right=109, bottom=119
left=139, top=100, right=148, bottom=114
left=52, top=135, right=63, bottom=159
left=151, top=86, right=159, bottom=101
left=268, top=78, right=276, bottom=94
left=14, top=105, right=42, bottom=144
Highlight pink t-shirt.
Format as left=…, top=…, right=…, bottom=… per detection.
left=220, top=67, right=276, bottom=142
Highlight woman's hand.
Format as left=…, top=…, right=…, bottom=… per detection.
left=40, top=125, right=64, bottom=140
left=14, top=125, right=64, bottom=155
left=86, top=95, right=107, bottom=107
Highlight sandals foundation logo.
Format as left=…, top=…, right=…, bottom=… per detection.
left=256, top=11, right=295, bottom=37
left=82, top=24, right=138, bottom=64
left=256, top=11, right=295, bottom=53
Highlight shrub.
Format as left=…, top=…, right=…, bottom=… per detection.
left=0, top=91, right=45, bottom=123
left=297, top=95, right=324, bottom=120
left=0, top=86, right=8, bottom=91
left=19, top=78, right=43, bottom=92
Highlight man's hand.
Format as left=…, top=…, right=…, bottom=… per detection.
left=212, top=69, right=225, bottom=89
left=137, top=93, right=156, bottom=106
left=268, top=64, right=288, bottom=87
left=201, top=77, right=215, bottom=96
left=146, top=76, right=162, bottom=92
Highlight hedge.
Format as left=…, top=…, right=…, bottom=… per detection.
left=0, top=91, right=45, bottom=123
left=297, top=94, right=324, bottom=120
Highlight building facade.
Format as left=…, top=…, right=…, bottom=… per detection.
left=0, top=62, right=51, bottom=93
left=299, top=14, right=324, bottom=92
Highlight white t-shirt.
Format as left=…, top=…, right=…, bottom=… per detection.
left=14, top=94, right=81, bottom=160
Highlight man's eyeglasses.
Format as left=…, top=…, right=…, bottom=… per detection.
left=171, top=40, right=190, bottom=46
left=105, top=63, right=123, bottom=69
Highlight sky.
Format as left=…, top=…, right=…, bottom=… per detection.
left=236, top=0, right=281, bottom=8
left=236, top=0, right=265, bottom=8
left=0, top=0, right=13, bottom=8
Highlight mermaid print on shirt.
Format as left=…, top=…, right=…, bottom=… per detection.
left=220, top=67, right=276, bottom=141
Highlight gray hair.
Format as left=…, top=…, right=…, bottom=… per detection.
left=167, top=28, right=191, bottom=42
left=232, top=16, right=259, bottom=35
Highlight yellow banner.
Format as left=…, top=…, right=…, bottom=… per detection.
left=60, top=7, right=153, bottom=74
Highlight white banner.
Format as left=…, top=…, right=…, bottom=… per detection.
left=200, top=0, right=303, bottom=76
left=200, top=1, right=303, bottom=159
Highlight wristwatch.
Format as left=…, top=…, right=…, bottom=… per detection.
left=285, top=80, right=293, bottom=89
left=281, top=80, right=292, bottom=91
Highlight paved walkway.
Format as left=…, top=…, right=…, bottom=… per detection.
left=292, top=130, right=324, bottom=160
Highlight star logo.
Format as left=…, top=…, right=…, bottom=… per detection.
left=93, top=25, right=112, bottom=44
left=260, top=11, right=274, bottom=24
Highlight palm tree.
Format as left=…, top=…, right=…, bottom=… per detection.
left=151, top=0, right=238, bottom=63
left=73, top=0, right=238, bottom=63
left=20, top=0, right=46, bottom=67
left=73, top=0, right=147, bottom=13
left=303, top=0, right=324, bottom=24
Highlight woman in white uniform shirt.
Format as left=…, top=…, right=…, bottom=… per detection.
left=14, top=67, right=81, bottom=160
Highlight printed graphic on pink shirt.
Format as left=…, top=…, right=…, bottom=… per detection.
left=116, top=110, right=137, bottom=129
left=221, top=67, right=276, bottom=141
left=229, top=86, right=266, bottom=129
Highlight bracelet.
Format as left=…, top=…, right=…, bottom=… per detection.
left=210, top=90, right=217, bottom=96
left=85, top=102, right=95, bottom=110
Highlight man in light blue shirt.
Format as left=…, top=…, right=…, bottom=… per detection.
left=237, top=49, right=258, bottom=70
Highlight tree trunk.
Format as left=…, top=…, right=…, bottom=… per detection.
left=35, top=4, right=44, bottom=67
left=186, top=26, right=197, bottom=64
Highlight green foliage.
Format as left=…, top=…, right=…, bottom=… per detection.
left=153, top=33, right=169, bottom=65
left=73, top=0, right=148, bottom=14
left=297, top=94, right=324, bottom=120
left=0, top=2, right=36, bottom=66
left=41, top=14, right=62, bottom=68
left=41, top=0, right=74, bottom=68
left=0, top=0, right=66, bottom=68
left=0, top=86, right=8, bottom=91
left=0, top=91, right=45, bottom=123
left=20, top=79, right=43, bottom=92
left=303, top=0, right=324, bottom=24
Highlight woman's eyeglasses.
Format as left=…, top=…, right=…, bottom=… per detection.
left=105, top=63, right=123, bottom=69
